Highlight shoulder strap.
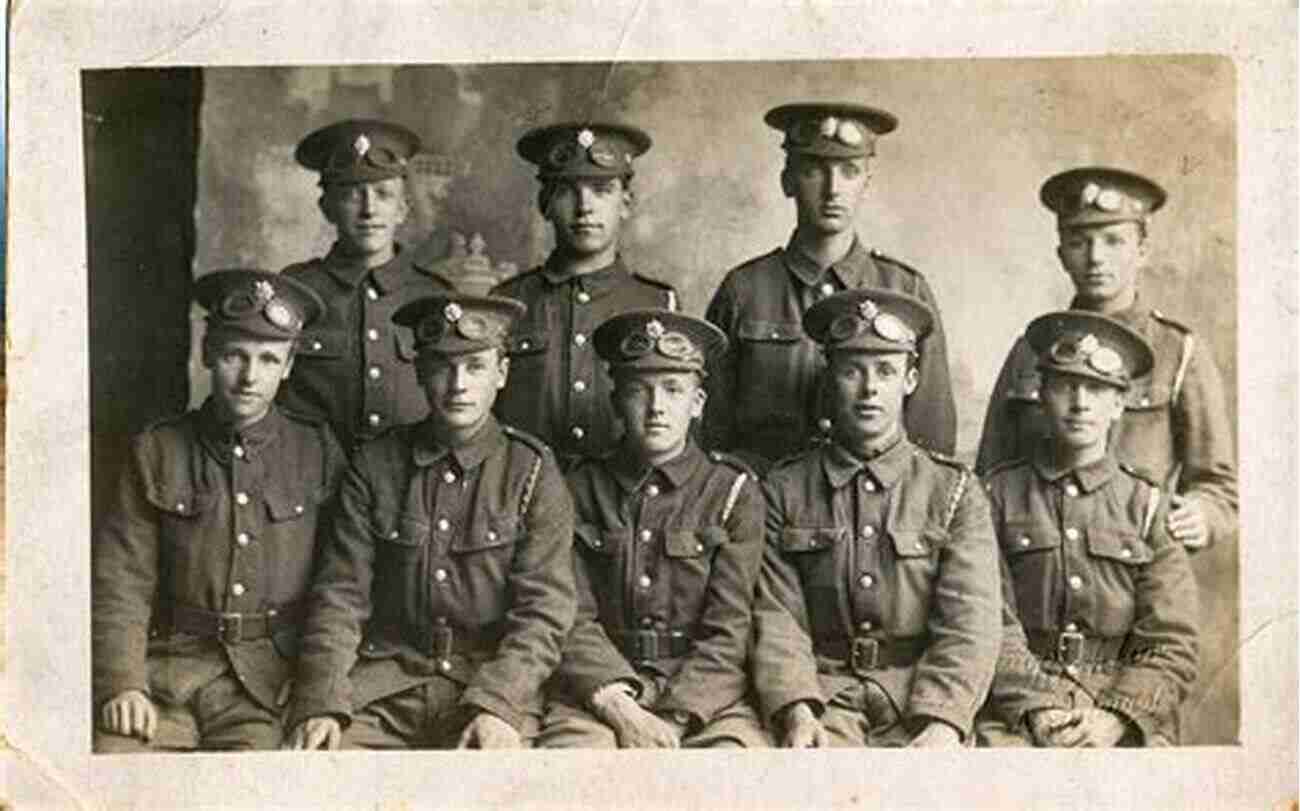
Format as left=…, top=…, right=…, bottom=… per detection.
left=1140, top=483, right=1163, bottom=542
left=1171, top=332, right=1195, bottom=406
left=519, top=455, right=543, bottom=517
left=720, top=471, right=749, bottom=525
left=942, top=467, right=970, bottom=531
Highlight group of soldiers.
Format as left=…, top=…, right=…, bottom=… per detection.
left=92, top=102, right=1237, bottom=752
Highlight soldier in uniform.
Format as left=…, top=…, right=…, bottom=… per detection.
left=704, top=103, right=956, bottom=470
left=975, top=167, right=1237, bottom=553
left=278, top=119, right=456, bottom=452
left=752, top=288, right=999, bottom=747
left=93, top=270, right=345, bottom=752
left=977, top=311, right=1199, bottom=746
left=537, top=310, right=768, bottom=749
left=286, top=294, right=575, bottom=750
left=493, top=122, right=679, bottom=470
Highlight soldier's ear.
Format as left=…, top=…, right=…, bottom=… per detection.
left=780, top=164, right=796, bottom=199
left=903, top=365, right=920, bottom=396
left=495, top=354, right=510, bottom=389
left=318, top=191, right=336, bottom=225
left=690, top=384, right=706, bottom=419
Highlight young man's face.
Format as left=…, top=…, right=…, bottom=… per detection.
left=1056, top=221, right=1146, bottom=307
left=613, top=370, right=705, bottom=463
left=204, top=333, right=295, bottom=430
left=544, top=176, right=631, bottom=258
left=783, top=155, right=870, bottom=236
left=828, top=350, right=918, bottom=447
left=319, top=176, right=409, bottom=259
left=419, top=348, right=509, bottom=434
left=1041, top=371, right=1126, bottom=452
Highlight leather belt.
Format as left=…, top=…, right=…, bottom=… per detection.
left=404, top=618, right=506, bottom=659
left=815, top=635, right=928, bottom=676
left=1026, top=629, right=1127, bottom=665
left=155, top=600, right=305, bottom=645
left=610, top=629, right=694, bottom=662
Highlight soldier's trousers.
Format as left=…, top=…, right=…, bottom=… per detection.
left=817, top=677, right=919, bottom=747
left=537, top=698, right=769, bottom=749
left=342, top=677, right=540, bottom=749
left=93, top=671, right=281, bottom=752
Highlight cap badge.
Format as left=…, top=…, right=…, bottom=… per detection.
left=264, top=299, right=298, bottom=330
left=819, top=116, right=839, bottom=138
left=1078, top=333, right=1100, bottom=356
left=577, top=128, right=596, bottom=148
left=873, top=313, right=913, bottom=343
left=1081, top=182, right=1101, bottom=205
left=444, top=302, right=463, bottom=322
left=837, top=121, right=863, bottom=146
left=857, top=299, right=879, bottom=321
left=645, top=319, right=666, bottom=340
left=252, top=280, right=276, bottom=307
left=1089, top=346, right=1123, bottom=375
left=1096, top=188, right=1122, bottom=212
left=353, top=134, right=371, bottom=157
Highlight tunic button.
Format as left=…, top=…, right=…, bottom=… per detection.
left=235, top=492, right=249, bottom=506
left=1064, top=622, right=1078, bottom=632
left=1140, top=396, right=1151, bottom=407
left=233, top=445, right=245, bottom=459
left=571, top=426, right=585, bottom=440
left=820, top=282, right=835, bottom=296
left=640, top=529, right=653, bottom=542
left=389, top=530, right=400, bottom=539
left=858, top=621, right=873, bottom=632
left=366, top=286, right=379, bottom=301
left=487, top=530, right=498, bottom=541
left=368, top=413, right=382, bottom=426
left=368, top=366, right=381, bottom=380
left=434, top=569, right=448, bottom=582
left=863, top=479, right=876, bottom=492
left=695, top=543, right=704, bottom=553
left=294, top=504, right=304, bottom=515
left=439, top=659, right=452, bottom=672
left=1065, top=484, right=1079, bottom=497
left=437, top=518, right=450, bottom=532
left=443, top=470, right=457, bottom=484
left=1019, top=536, right=1031, bottom=547
left=1029, top=389, right=1040, bottom=401
left=1068, top=575, right=1084, bottom=591
left=1064, top=527, right=1080, bottom=541
left=311, top=340, right=323, bottom=351
left=638, top=575, right=652, bottom=589
left=770, top=330, right=780, bottom=339
left=573, top=380, right=586, bottom=392
left=367, top=328, right=379, bottom=341
left=817, top=418, right=832, bottom=433
left=576, top=291, right=591, bottom=304
left=175, top=502, right=186, bottom=512
left=236, top=532, right=250, bottom=547
left=1065, top=664, right=1080, bottom=676
left=861, top=526, right=875, bottom=538
left=646, top=484, right=660, bottom=497
left=231, top=583, right=245, bottom=596
left=574, top=333, right=587, bottom=347
left=1120, top=547, right=1133, bottom=559
left=641, top=617, right=654, bottom=628
left=858, top=574, right=874, bottom=589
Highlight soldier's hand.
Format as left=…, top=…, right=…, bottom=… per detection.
left=780, top=702, right=829, bottom=749
left=285, top=716, right=342, bottom=750
left=1026, top=707, right=1075, bottom=746
left=1167, top=494, right=1210, bottom=549
left=1042, top=707, right=1128, bottom=748
left=908, top=720, right=962, bottom=748
left=99, top=690, right=157, bottom=742
left=599, top=691, right=681, bottom=749
left=457, top=712, right=523, bottom=749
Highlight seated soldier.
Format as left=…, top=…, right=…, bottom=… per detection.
left=752, top=288, right=1000, bottom=747
left=537, top=310, right=768, bottom=749
left=977, top=312, right=1199, bottom=747
left=286, top=294, right=575, bottom=750
left=93, top=270, right=345, bottom=752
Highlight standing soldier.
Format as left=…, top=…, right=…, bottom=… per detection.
left=977, top=312, right=1199, bottom=746
left=278, top=119, right=454, bottom=452
left=975, top=167, right=1237, bottom=553
left=704, top=103, right=955, bottom=471
left=493, top=122, right=679, bottom=469
left=93, top=270, right=345, bottom=752
left=538, top=311, right=768, bottom=749
left=286, top=294, right=575, bottom=750
left=752, top=289, right=999, bottom=747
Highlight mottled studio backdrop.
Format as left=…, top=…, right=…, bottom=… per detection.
left=87, top=57, right=1239, bottom=742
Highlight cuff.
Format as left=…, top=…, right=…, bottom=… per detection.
left=907, top=700, right=975, bottom=741
left=460, top=687, right=525, bottom=733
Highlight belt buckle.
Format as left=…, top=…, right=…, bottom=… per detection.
left=1057, top=630, right=1085, bottom=665
left=850, top=636, right=879, bottom=676
left=217, top=612, right=243, bottom=644
left=431, top=624, right=454, bottom=660
left=635, top=630, right=659, bottom=662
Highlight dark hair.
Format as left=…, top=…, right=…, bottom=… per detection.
left=538, top=175, right=633, bottom=217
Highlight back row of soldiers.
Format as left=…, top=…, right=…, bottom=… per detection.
left=92, top=104, right=1236, bottom=751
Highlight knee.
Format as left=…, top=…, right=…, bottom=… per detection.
left=93, top=730, right=154, bottom=754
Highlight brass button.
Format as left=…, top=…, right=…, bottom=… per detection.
left=437, top=518, right=450, bottom=532
left=770, top=330, right=780, bottom=339
left=694, top=543, right=705, bottom=553
left=367, top=328, right=379, bottom=341
left=1018, top=536, right=1031, bottom=547
left=573, top=333, right=587, bottom=347
left=1064, top=622, right=1078, bottom=632
left=368, top=366, right=381, bottom=380
left=294, top=504, right=304, bottom=515
left=1065, top=664, right=1080, bottom=676
left=520, top=340, right=531, bottom=350
left=576, top=291, right=591, bottom=304
left=817, top=418, right=832, bottom=433
left=641, top=617, right=653, bottom=627
left=819, top=283, right=834, bottom=296
left=175, top=502, right=186, bottom=512
left=236, top=532, right=250, bottom=547
left=1064, top=527, right=1080, bottom=541
left=863, top=479, right=876, bottom=492
left=443, top=470, right=457, bottom=484
left=571, top=426, right=585, bottom=440
left=646, top=484, right=660, bottom=497
left=366, top=286, right=379, bottom=301
left=858, top=621, right=873, bottom=632
left=1140, top=396, right=1151, bottom=407
left=487, top=530, right=498, bottom=541
left=861, top=526, right=875, bottom=538
left=573, top=380, right=586, bottom=392
left=639, top=529, right=653, bottom=542
left=1068, top=575, right=1083, bottom=591
left=858, top=574, right=874, bottom=589
left=434, top=569, right=448, bottom=582
left=1120, top=547, right=1133, bottom=559
left=231, top=582, right=245, bottom=597
left=368, top=413, right=382, bottom=426
left=438, top=659, right=452, bottom=672
left=1029, top=389, right=1040, bottom=401
left=638, top=575, right=652, bottom=589
left=1065, top=484, right=1079, bottom=497
left=389, top=530, right=400, bottom=539
left=311, top=340, right=324, bottom=351
left=233, top=445, right=245, bottom=459
left=235, top=492, right=249, bottom=506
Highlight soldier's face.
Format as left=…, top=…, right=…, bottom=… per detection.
left=1041, top=371, right=1125, bottom=452
left=204, top=333, right=295, bottom=430
left=784, top=155, right=870, bottom=236
left=320, top=176, right=409, bottom=258
left=1056, top=221, right=1147, bottom=306
left=829, top=350, right=918, bottom=446
left=544, top=177, right=631, bottom=257
left=613, top=370, right=705, bottom=463
left=419, top=348, right=509, bottom=434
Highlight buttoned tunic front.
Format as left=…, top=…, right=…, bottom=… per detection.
left=492, top=256, right=677, bottom=468
left=290, top=417, right=576, bottom=736
left=979, top=450, right=1199, bottom=744
left=752, top=437, right=1000, bottom=741
left=703, top=237, right=956, bottom=466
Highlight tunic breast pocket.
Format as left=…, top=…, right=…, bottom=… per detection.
left=1084, top=527, right=1150, bottom=634
left=1118, top=378, right=1175, bottom=471
left=393, top=330, right=418, bottom=364
left=501, top=331, right=550, bottom=416
left=374, top=512, right=430, bottom=566
left=296, top=328, right=347, bottom=361
left=449, top=514, right=519, bottom=585
left=779, top=526, right=845, bottom=634
left=663, top=527, right=728, bottom=618
left=146, top=487, right=216, bottom=544
left=1000, top=519, right=1061, bottom=628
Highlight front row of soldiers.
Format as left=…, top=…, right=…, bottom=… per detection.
left=93, top=267, right=1198, bottom=751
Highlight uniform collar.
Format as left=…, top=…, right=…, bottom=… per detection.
left=822, top=433, right=910, bottom=490
left=782, top=234, right=876, bottom=289
left=322, top=241, right=406, bottom=292
left=608, top=439, right=705, bottom=495
left=412, top=414, right=506, bottom=472
left=1031, top=442, right=1118, bottom=493
left=1068, top=289, right=1152, bottom=332
left=197, top=398, right=283, bottom=460
left=540, top=252, right=630, bottom=291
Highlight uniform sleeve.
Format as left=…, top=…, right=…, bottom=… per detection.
left=288, top=456, right=380, bottom=728
left=984, top=556, right=1061, bottom=730
left=976, top=338, right=1036, bottom=476
left=1173, top=338, right=1238, bottom=547
left=906, top=274, right=957, bottom=456
left=91, top=438, right=161, bottom=707
left=460, top=453, right=577, bottom=730
left=905, top=473, right=1002, bottom=738
left=1094, top=499, right=1200, bottom=744
left=751, top=476, right=824, bottom=726
left=701, top=276, right=738, bottom=454
left=657, top=475, right=765, bottom=724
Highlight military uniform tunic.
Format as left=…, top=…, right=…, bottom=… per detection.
left=752, top=437, right=1000, bottom=743
left=289, top=416, right=576, bottom=744
left=975, top=295, right=1237, bottom=547
left=540, top=442, right=766, bottom=747
left=278, top=243, right=453, bottom=450
left=92, top=401, right=345, bottom=749
left=703, top=237, right=956, bottom=467
left=978, top=451, right=1200, bottom=745
left=491, top=256, right=677, bottom=468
